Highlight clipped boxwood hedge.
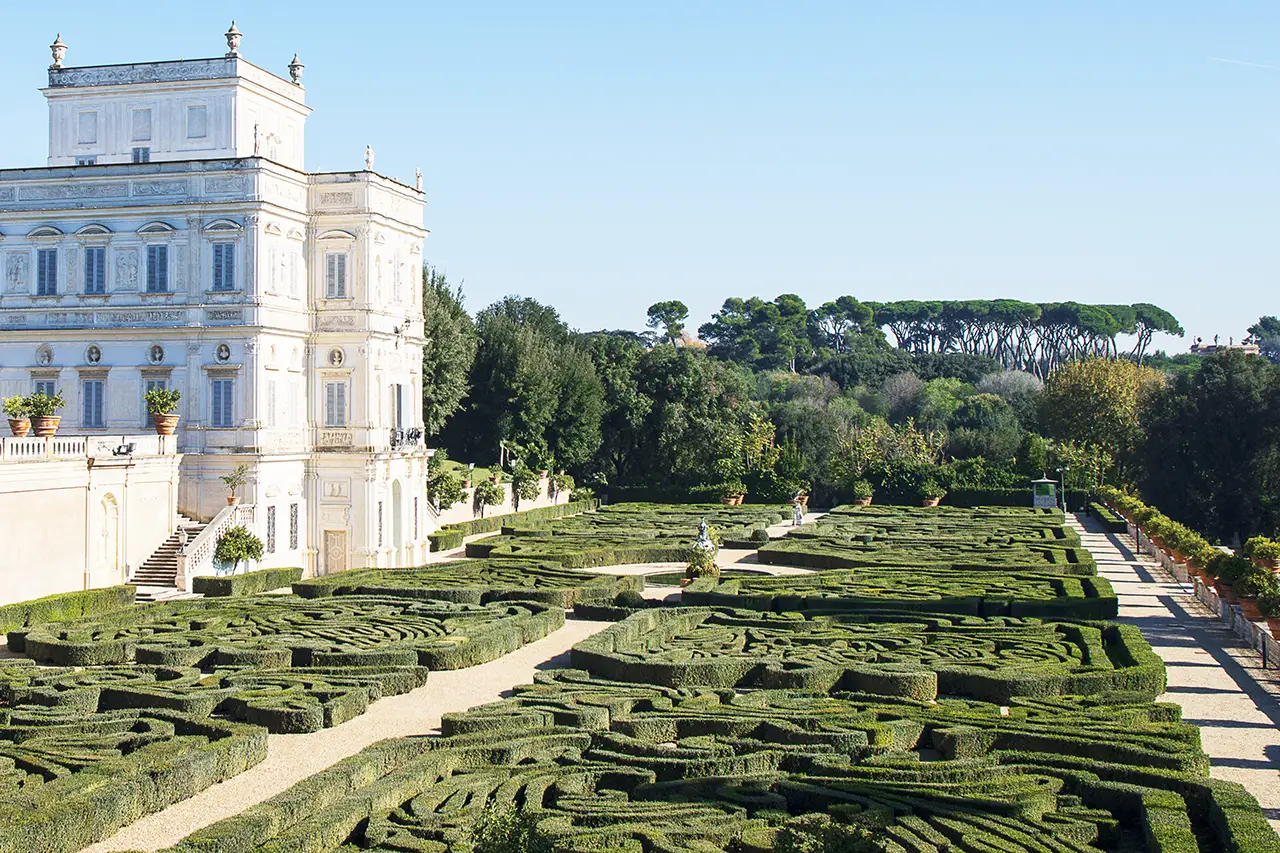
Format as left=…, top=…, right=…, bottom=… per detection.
left=427, top=499, right=597, bottom=551
left=0, top=585, right=134, bottom=635
left=292, top=558, right=640, bottom=608
left=191, top=566, right=304, bottom=597
left=1090, top=501, right=1129, bottom=534
left=151, top=668, right=1279, bottom=853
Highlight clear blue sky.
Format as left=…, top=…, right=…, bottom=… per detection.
left=1, top=2, right=1276, bottom=352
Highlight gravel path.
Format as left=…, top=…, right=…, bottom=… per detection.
left=79, top=616, right=614, bottom=853
left=1072, top=512, right=1280, bottom=829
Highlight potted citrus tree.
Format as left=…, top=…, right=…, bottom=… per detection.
left=850, top=480, right=874, bottom=507
left=3, top=396, right=30, bottom=437
left=719, top=481, right=748, bottom=506
left=214, top=525, right=263, bottom=575
left=1237, top=566, right=1277, bottom=622
left=1260, top=592, right=1280, bottom=637
left=144, top=387, right=182, bottom=436
left=919, top=478, right=947, bottom=508
left=26, top=390, right=65, bottom=437
left=473, top=479, right=504, bottom=518
left=220, top=464, right=250, bottom=506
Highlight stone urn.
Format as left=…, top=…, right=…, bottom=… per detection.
left=30, top=416, right=60, bottom=437
left=153, top=413, right=181, bottom=436
left=8, top=418, right=30, bottom=437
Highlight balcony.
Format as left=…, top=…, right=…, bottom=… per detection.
left=0, top=433, right=177, bottom=462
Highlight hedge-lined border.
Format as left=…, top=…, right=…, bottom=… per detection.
left=192, top=567, right=304, bottom=597
left=427, top=499, right=597, bottom=551
left=0, top=585, right=134, bottom=635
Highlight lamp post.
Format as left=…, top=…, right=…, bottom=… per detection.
left=1055, top=466, right=1069, bottom=512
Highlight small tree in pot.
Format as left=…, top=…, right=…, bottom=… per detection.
left=220, top=464, right=250, bottom=506
left=473, top=479, right=504, bottom=518
left=26, top=390, right=65, bottom=437
left=3, top=396, right=30, bottom=437
left=144, top=387, right=183, bottom=436
left=918, top=477, right=947, bottom=508
left=850, top=480, right=874, bottom=506
left=510, top=463, right=540, bottom=511
left=214, top=525, right=263, bottom=575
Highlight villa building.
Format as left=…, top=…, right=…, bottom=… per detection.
left=0, top=25, right=432, bottom=585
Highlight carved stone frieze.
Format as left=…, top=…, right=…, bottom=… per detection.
left=20, top=183, right=129, bottom=201
left=6, top=253, right=29, bottom=293
left=115, top=249, right=139, bottom=290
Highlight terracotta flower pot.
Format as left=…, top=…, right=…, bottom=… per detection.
left=30, top=416, right=60, bottom=437
left=1267, top=617, right=1280, bottom=637
left=921, top=498, right=941, bottom=508
left=153, top=413, right=180, bottom=436
left=462, top=479, right=473, bottom=489
left=853, top=497, right=872, bottom=506
left=1213, top=581, right=1238, bottom=605
left=7, top=418, right=30, bottom=437
left=1241, top=597, right=1265, bottom=622
left=227, top=495, right=241, bottom=506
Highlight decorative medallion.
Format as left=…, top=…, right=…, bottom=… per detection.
left=86, top=345, right=102, bottom=365
left=328, top=348, right=345, bottom=367
left=216, top=343, right=232, bottom=363
left=35, top=345, right=53, bottom=366
left=149, top=344, right=165, bottom=365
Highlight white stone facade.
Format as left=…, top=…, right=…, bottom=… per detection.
left=0, top=29, right=430, bottom=578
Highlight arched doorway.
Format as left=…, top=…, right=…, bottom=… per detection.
left=391, top=480, right=404, bottom=565
left=99, top=494, right=120, bottom=581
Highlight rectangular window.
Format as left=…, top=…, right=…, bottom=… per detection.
left=132, top=147, right=151, bottom=163
left=75, top=156, right=97, bottom=166
left=289, top=503, right=299, bottom=550
left=324, top=381, right=347, bottom=428
left=82, top=379, right=105, bottom=428
left=212, top=243, right=235, bottom=291
left=267, top=379, right=277, bottom=428
left=187, top=105, right=208, bottom=139
left=78, top=112, right=98, bottom=145
left=132, top=108, right=152, bottom=142
left=84, top=246, right=106, bottom=294
left=266, top=506, right=276, bottom=554
left=210, top=378, right=234, bottom=428
left=324, top=253, right=347, bottom=298
left=390, top=384, right=403, bottom=431
left=146, top=245, right=168, bottom=293
left=36, top=249, right=57, bottom=296
left=33, top=380, right=57, bottom=398
left=143, top=378, right=166, bottom=426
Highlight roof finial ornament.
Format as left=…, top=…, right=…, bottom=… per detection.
left=415, top=168, right=423, bottom=191
left=50, top=34, right=68, bottom=69
left=364, top=145, right=375, bottom=171
left=288, top=53, right=304, bottom=85
left=225, top=21, right=243, bottom=57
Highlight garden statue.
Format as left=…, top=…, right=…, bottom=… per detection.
left=793, top=502, right=804, bottom=526
left=694, top=520, right=715, bottom=555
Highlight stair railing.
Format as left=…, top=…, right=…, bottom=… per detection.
left=175, top=503, right=254, bottom=592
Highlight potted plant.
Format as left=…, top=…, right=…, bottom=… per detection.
left=1206, top=553, right=1251, bottom=605
left=1237, top=566, right=1278, bottom=621
left=1246, top=537, right=1280, bottom=571
left=213, top=525, right=264, bottom=575
left=919, top=478, right=947, bottom=508
left=3, top=396, right=30, bottom=437
left=719, top=481, right=747, bottom=506
left=220, top=463, right=250, bottom=506
left=850, top=480, right=874, bottom=507
left=511, top=463, right=540, bottom=511
left=26, top=390, right=65, bottom=437
left=473, top=479, right=504, bottom=518
left=144, top=387, right=183, bottom=436
left=1261, top=592, right=1280, bottom=637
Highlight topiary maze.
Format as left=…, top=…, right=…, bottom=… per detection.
left=0, top=595, right=563, bottom=851
left=682, top=567, right=1118, bottom=618
left=757, top=504, right=1097, bottom=574
left=159, top=668, right=1278, bottom=853
left=292, top=557, right=641, bottom=607
left=465, top=502, right=791, bottom=566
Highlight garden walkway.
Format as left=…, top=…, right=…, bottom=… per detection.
left=1071, top=513, right=1280, bottom=830
left=79, top=616, right=615, bottom=853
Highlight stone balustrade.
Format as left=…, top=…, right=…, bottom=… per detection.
left=0, top=433, right=176, bottom=462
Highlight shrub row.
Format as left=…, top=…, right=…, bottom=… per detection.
left=1097, top=485, right=1217, bottom=570
left=682, top=567, right=1118, bottom=619
left=191, top=566, right=304, bottom=597
left=427, top=499, right=597, bottom=551
left=292, top=558, right=640, bottom=608
left=570, top=607, right=1164, bottom=703
left=0, top=585, right=134, bottom=635
left=147, top=668, right=1278, bottom=853
left=1089, top=501, right=1129, bottom=534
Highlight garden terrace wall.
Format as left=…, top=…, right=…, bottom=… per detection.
left=682, top=568, right=1118, bottom=619
left=427, top=499, right=596, bottom=551
left=571, top=607, right=1165, bottom=703
left=191, top=567, right=303, bottom=597
left=0, top=585, right=134, bottom=634
left=152, top=669, right=1279, bottom=853
left=292, top=558, right=640, bottom=608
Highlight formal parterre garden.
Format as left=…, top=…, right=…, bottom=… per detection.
left=0, top=501, right=1277, bottom=852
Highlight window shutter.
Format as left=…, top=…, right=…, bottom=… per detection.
left=211, top=381, right=222, bottom=427
left=268, top=380, right=277, bottom=428
left=325, top=382, right=336, bottom=427
left=224, top=245, right=235, bottom=291
left=337, top=254, right=347, bottom=297
left=337, top=383, right=347, bottom=427
left=147, top=247, right=157, bottom=292
left=325, top=255, right=336, bottom=298
left=212, top=245, right=223, bottom=290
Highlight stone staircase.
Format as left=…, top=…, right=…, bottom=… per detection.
left=131, top=515, right=206, bottom=602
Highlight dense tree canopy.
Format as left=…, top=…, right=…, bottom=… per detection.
left=420, top=266, right=478, bottom=436
left=645, top=301, right=689, bottom=346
